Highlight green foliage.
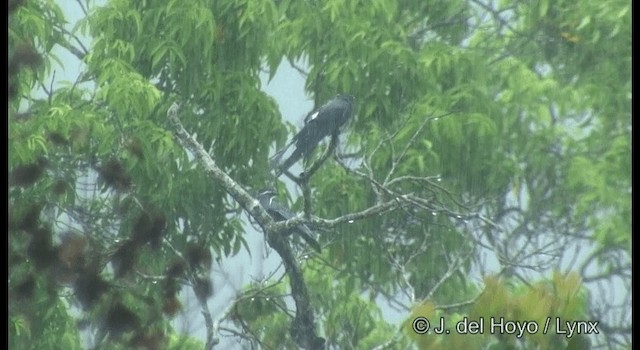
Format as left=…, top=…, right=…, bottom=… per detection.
left=400, top=272, right=589, bottom=349
left=9, top=277, right=82, bottom=349
left=231, top=261, right=412, bottom=349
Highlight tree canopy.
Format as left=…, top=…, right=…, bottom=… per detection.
left=9, top=0, right=630, bottom=349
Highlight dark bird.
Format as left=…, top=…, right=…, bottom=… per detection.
left=256, top=188, right=322, bottom=253
left=271, top=94, right=355, bottom=175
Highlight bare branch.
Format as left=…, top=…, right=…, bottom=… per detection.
left=437, top=297, right=480, bottom=311
left=74, top=0, right=88, bottom=17
left=270, top=194, right=409, bottom=234
left=383, top=113, right=450, bottom=185
left=266, top=226, right=325, bottom=349
left=167, top=103, right=324, bottom=349
left=288, top=58, right=309, bottom=77
left=162, top=239, right=217, bottom=349
left=424, top=248, right=474, bottom=301
left=167, top=103, right=274, bottom=230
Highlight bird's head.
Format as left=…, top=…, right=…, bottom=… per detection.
left=256, top=188, right=277, bottom=200
left=255, top=188, right=279, bottom=209
left=336, top=94, right=355, bottom=104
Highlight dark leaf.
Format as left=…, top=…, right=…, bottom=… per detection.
left=132, top=210, right=167, bottom=248
left=111, top=240, right=138, bottom=278
left=185, top=242, right=212, bottom=271
left=130, top=330, right=165, bottom=350
left=125, top=137, right=145, bottom=160
left=9, top=42, right=42, bottom=71
left=47, top=131, right=69, bottom=146
left=11, top=202, right=44, bottom=232
left=14, top=274, right=37, bottom=300
left=162, top=296, right=182, bottom=317
left=104, top=302, right=140, bottom=337
left=56, top=232, right=87, bottom=272
left=74, top=272, right=110, bottom=310
left=51, top=179, right=69, bottom=195
left=161, top=278, right=180, bottom=297
left=165, top=260, right=186, bottom=279
left=193, top=276, right=213, bottom=300
left=98, top=158, right=132, bottom=191
left=10, top=157, right=48, bottom=187
left=27, top=227, right=56, bottom=270
left=9, top=0, right=26, bottom=14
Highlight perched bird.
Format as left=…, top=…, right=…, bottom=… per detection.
left=256, top=188, right=322, bottom=253
left=271, top=94, right=355, bottom=175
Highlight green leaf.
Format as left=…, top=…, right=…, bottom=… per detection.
left=576, top=16, right=591, bottom=31
left=150, top=41, right=169, bottom=70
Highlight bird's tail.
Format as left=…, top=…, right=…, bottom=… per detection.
left=277, top=147, right=304, bottom=175
left=297, top=230, right=322, bottom=253
left=270, top=138, right=295, bottom=171
left=270, top=137, right=303, bottom=176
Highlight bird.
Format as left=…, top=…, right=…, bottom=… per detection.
left=271, top=94, right=355, bottom=175
left=256, top=188, right=322, bottom=253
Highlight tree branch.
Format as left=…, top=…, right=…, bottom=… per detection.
left=167, top=103, right=275, bottom=230
left=269, top=194, right=410, bottom=234
left=167, top=103, right=324, bottom=349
